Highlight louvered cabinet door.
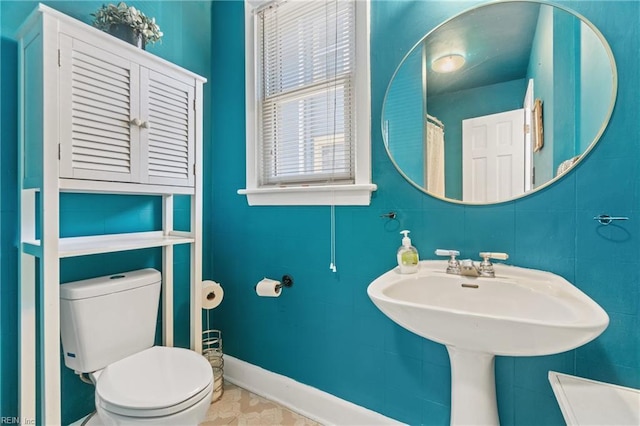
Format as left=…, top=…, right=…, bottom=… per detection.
left=139, top=69, right=195, bottom=187
left=59, top=35, right=141, bottom=183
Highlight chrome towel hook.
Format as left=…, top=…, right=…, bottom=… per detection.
left=593, top=214, right=629, bottom=225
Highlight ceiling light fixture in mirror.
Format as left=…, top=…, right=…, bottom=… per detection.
left=382, top=0, right=617, bottom=205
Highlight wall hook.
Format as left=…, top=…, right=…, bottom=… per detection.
left=380, top=211, right=397, bottom=219
left=593, top=214, right=629, bottom=225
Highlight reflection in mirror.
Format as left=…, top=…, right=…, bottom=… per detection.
left=383, top=1, right=617, bottom=204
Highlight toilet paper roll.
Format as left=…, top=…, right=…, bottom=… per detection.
left=202, top=280, right=224, bottom=310
left=255, top=278, right=281, bottom=297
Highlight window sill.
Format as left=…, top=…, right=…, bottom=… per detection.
left=238, top=184, right=377, bottom=206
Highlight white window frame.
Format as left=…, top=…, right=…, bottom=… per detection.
left=239, top=0, right=376, bottom=206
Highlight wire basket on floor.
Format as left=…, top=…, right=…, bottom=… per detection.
left=202, top=329, right=224, bottom=403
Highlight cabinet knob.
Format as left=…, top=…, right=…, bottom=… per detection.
left=141, top=121, right=150, bottom=129
left=130, top=118, right=142, bottom=127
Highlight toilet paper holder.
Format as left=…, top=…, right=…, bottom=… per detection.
left=255, top=275, right=294, bottom=292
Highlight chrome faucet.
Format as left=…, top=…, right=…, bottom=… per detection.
left=435, top=250, right=509, bottom=277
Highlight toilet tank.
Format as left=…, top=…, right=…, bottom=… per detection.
left=60, top=268, right=161, bottom=373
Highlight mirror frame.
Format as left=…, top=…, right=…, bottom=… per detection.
left=382, top=0, right=618, bottom=205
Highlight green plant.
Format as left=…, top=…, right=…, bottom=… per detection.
left=92, top=2, right=163, bottom=44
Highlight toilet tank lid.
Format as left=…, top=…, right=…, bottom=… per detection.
left=60, top=268, right=161, bottom=300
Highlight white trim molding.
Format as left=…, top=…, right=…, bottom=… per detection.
left=224, top=355, right=404, bottom=426
left=237, top=183, right=377, bottom=206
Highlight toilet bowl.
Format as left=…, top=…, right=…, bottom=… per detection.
left=92, top=346, right=213, bottom=425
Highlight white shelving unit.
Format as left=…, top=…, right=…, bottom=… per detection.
left=16, top=5, right=206, bottom=424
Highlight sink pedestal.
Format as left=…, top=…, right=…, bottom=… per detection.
left=447, top=347, right=498, bottom=426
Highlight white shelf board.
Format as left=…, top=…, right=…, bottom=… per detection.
left=58, top=179, right=195, bottom=196
left=22, top=231, right=194, bottom=258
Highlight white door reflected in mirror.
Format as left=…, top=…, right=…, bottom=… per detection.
left=462, top=109, right=525, bottom=203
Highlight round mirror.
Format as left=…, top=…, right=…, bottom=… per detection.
left=382, top=1, right=617, bottom=204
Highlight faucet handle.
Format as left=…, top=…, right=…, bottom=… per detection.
left=435, top=249, right=460, bottom=257
left=435, top=249, right=461, bottom=274
left=479, top=252, right=509, bottom=261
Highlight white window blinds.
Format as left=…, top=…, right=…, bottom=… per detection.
left=257, top=0, right=356, bottom=186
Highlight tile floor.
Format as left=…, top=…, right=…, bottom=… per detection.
left=201, top=381, right=321, bottom=426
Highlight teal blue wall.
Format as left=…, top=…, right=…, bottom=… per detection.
left=580, top=23, right=615, bottom=155
left=2, top=1, right=638, bottom=425
left=550, top=6, right=578, bottom=173
left=210, top=1, right=639, bottom=425
left=1, top=26, right=19, bottom=423
left=0, top=1, right=212, bottom=423
left=385, top=48, right=425, bottom=187
left=528, top=5, right=556, bottom=186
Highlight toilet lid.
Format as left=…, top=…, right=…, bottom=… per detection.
left=96, top=346, right=213, bottom=417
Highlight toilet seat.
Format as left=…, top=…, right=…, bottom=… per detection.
left=95, top=346, right=213, bottom=418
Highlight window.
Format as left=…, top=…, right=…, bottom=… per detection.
left=240, top=0, right=376, bottom=206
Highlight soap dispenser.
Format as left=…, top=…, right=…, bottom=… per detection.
left=397, top=230, right=419, bottom=274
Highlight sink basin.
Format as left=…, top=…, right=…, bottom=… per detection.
left=367, top=260, right=609, bottom=425
left=368, top=260, right=609, bottom=356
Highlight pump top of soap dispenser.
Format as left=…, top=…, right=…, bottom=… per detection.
left=400, top=230, right=412, bottom=247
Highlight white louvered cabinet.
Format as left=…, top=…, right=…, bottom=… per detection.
left=58, top=35, right=195, bottom=187
left=16, top=4, right=205, bottom=425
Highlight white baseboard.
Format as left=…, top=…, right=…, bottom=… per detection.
left=223, top=355, right=403, bottom=426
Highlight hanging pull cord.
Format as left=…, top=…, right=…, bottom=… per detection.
left=327, top=0, right=339, bottom=274
left=329, top=204, right=337, bottom=273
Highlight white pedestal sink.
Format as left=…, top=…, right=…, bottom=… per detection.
left=367, top=260, right=609, bottom=425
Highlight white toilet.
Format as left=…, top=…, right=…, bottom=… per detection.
left=60, top=268, right=213, bottom=425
